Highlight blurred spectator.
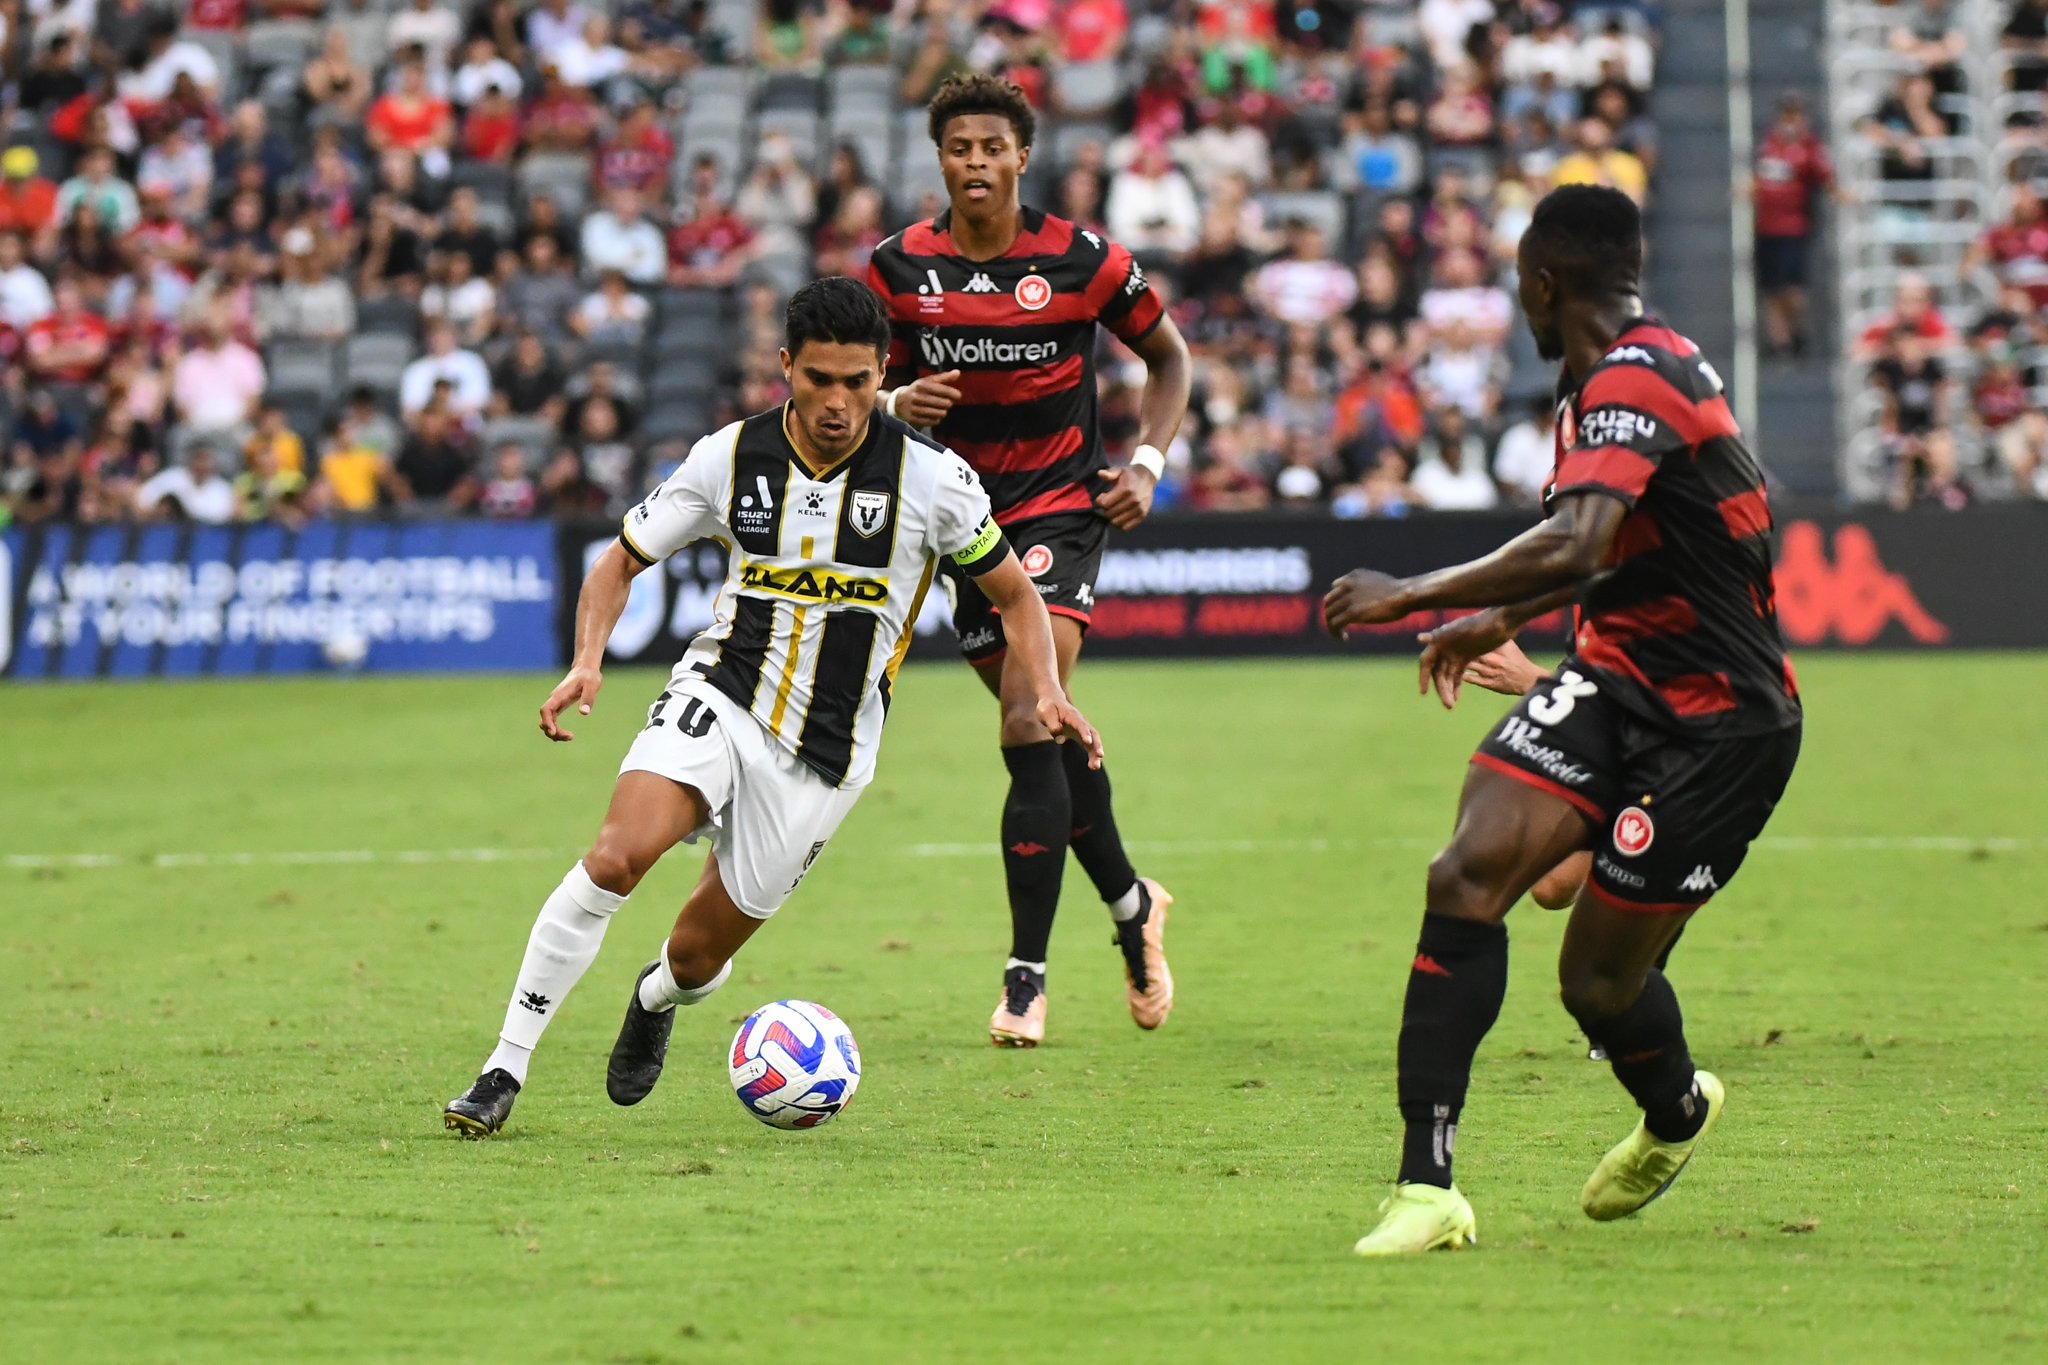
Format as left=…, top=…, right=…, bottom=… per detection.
left=1964, top=183, right=2048, bottom=312
left=122, top=24, right=223, bottom=103
left=1420, top=0, right=1494, bottom=72
left=367, top=55, right=455, bottom=169
left=171, top=319, right=265, bottom=437
left=312, top=412, right=393, bottom=514
left=234, top=438, right=309, bottom=526
left=1419, top=246, right=1512, bottom=351
left=735, top=136, right=818, bottom=263
left=581, top=187, right=668, bottom=285
left=1577, top=15, right=1654, bottom=91
left=1889, top=0, right=1965, bottom=86
left=758, top=0, right=822, bottom=69
left=393, top=400, right=478, bottom=509
left=1178, top=94, right=1271, bottom=197
left=0, top=231, right=54, bottom=330
left=1857, top=272, right=1954, bottom=358
left=1501, top=14, right=1579, bottom=125
left=0, top=147, right=60, bottom=253
left=422, top=250, right=498, bottom=345
left=1551, top=117, right=1646, bottom=204
left=1248, top=221, right=1357, bottom=327
left=1871, top=329, right=1963, bottom=509
left=1753, top=92, right=1835, bottom=357
left=597, top=96, right=675, bottom=199
left=1996, top=408, right=2048, bottom=498
left=480, top=444, right=539, bottom=517
left=1336, top=102, right=1422, bottom=197
left=813, top=187, right=885, bottom=279
left=243, top=404, right=307, bottom=478
left=572, top=268, right=651, bottom=343
left=453, top=36, right=523, bottom=107
left=1187, top=419, right=1271, bottom=510
left=492, top=330, right=568, bottom=421
left=1106, top=137, right=1201, bottom=255
left=557, top=15, right=630, bottom=88
left=523, top=62, right=601, bottom=152
left=27, top=279, right=112, bottom=383
left=58, top=147, right=141, bottom=235
left=1859, top=73, right=1946, bottom=213
left=1427, top=62, right=1495, bottom=148
left=503, top=234, right=583, bottom=340
left=438, top=189, right=501, bottom=278
left=136, top=444, right=235, bottom=523
left=400, top=320, right=491, bottom=417
left=528, top=0, right=591, bottom=65
left=1410, top=405, right=1498, bottom=509
left=1491, top=402, right=1556, bottom=507
left=388, top=0, right=463, bottom=76
left=305, top=26, right=374, bottom=124
left=462, top=81, right=524, bottom=163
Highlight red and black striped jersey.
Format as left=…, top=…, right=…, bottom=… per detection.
left=1548, top=319, right=1802, bottom=737
left=866, top=207, right=1165, bottom=525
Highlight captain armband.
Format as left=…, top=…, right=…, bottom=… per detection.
left=951, top=517, right=1010, bottom=573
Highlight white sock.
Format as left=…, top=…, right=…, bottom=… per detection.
left=492, top=861, right=627, bottom=1067
left=637, top=947, right=732, bottom=1013
left=1005, top=957, right=1047, bottom=975
left=483, top=1038, right=532, bottom=1085
left=1106, top=879, right=1146, bottom=922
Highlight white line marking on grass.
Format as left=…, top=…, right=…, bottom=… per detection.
left=3, top=847, right=574, bottom=870
left=5, top=836, right=2041, bottom=873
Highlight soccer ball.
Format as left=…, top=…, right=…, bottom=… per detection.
left=322, top=627, right=369, bottom=671
left=728, top=1000, right=861, bottom=1130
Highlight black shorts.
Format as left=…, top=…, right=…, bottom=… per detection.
left=1472, top=659, right=1802, bottom=912
left=939, top=511, right=1107, bottom=663
left=1755, top=234, right=1809, bottom=291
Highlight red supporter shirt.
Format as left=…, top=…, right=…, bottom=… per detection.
left=668, top=209, right=754, bottom=270
left=597, top=125, right=675, bottom=193
left=1753, top=129, right=1833, bottom=239
left=0, top=178, right=57, bottom=234
left=1548, top=319, right=1800, bottom=737
left=464, top=109, right=521, bottom=162
left=366, top=96, right=450, bottom=153
left=1978, top=217, right=2048, bottom=308
left=184, top=0, right=246, bottom=29
left=1058, top=0, right=1128, bottom=60
left=1858, top=307, right=1952, bottom=353
left=867, top=207, right=1165, bottom=525
left=27, top=310, right=111, bottom=382
left=522, top=92, right=597, bottom=147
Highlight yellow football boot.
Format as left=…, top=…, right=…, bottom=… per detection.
left=1581, top=1070, right=1726, bottom=1221
left=1353, top=1182, right=1478, bottom=1256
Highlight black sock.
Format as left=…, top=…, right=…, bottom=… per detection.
left=1059, top=738, right=1139, bottom=909
left=1001, top=741, right=1070, bottom=964
left=1395, top=914, right=1510, bottom=1188
left=1572, top=969, right=1705, bottom=1143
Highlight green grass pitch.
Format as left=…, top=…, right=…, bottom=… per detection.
left=2, top=654, right=2044, bottom=1363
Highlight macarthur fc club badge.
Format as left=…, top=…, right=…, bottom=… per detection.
left=850, top=490, right=891, bottom=537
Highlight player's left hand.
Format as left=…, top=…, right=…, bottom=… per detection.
left=539, top=665, right=603, bottom=742
left=1322, top=569, right=1410, bottom=637
left=1036, top=696, right=1104, bottom=769
left=1415, top=609, right=1515, bottom=710
left=1094, top=465, right=1157, bottom=530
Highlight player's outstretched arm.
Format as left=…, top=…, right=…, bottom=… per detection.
left=1096, top=314, right=1192, bottom=530
left=972, top=550, right=1104, bottom=768
left=1322, top=490, right=1628, bottom=638
left=1414, top=595, right=1572, bottom=710
left=540, top=539, right=647, bottom=742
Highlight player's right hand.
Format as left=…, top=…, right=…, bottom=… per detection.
left=1415, top=609, right=1515, bottom=710
left=539, top=666, right=604, bottom=742
left=892, top=370, right=961, bottom=426
left=1036, top=695, right=1104, bottom=769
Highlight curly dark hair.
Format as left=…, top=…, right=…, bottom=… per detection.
left=926, top=73, right=1036, bottom=150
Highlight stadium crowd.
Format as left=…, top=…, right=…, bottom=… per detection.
left=0, top=0, right=1669, bottom=530
left=1842, top=0, right=2048, bottom=507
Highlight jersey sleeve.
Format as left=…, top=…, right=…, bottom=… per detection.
left=1091, top=239, right=1166, bottom=344
left=1551, top=365, right=1695, bottom=507
left=928, top=450, right=1007, bottom=572
left=866, top=251, right=920, bottom=391
left=619, top=432, right=727, bottom=564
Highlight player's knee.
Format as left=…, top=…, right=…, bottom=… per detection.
left=1557, top=962, right=1637, bottom=1024
left=998, top=700, right=1049, bottom=747
left=1425, top=843, right=1511, bottom=922
left=581, top=840, right=646, bottom=897
left=663, top=931, right=729, bottom=992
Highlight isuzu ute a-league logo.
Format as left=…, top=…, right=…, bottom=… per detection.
left=1613, top=806, right=1656, bottom=857
left=850, top=490, right=891, bottom=537
left=1015, top=274, right=1052, bottom=311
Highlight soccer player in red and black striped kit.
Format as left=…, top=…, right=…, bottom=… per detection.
left=1324, top=186, right=1803, bottom=1253
left=866, top=74, right=1192, bottom=1047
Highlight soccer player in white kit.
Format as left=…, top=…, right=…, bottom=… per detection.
left=444, top=278, right=1100, bottom=1136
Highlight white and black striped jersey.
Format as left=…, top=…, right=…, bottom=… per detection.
left=619, top=405, right=1005, bottom=788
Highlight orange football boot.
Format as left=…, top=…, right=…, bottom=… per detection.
left=1117, top=879, right=1174, bottom=1030
left=989, top=965, right=1047, bottom=1047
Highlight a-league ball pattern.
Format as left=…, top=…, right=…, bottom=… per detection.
left=728, top=1000, right=861, bottom=1130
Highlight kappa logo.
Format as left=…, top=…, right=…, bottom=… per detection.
left=1605, top=345, right=1657, bottom=365
left=1081, top=229, right=1102, bottom=249
left=849, top=489, right=891, bottom=537
left=1773, top=521, right=1948, bottom=646
left=1613, top=806, right=1655, bottom=857
left=963, top=271, right=999, bottom=293
left=1124, top=262, right=1147, bottom=296
left=1074, top=582, right=1094, bottom=607
left=1020, top=544, right=1055, bottom=577
left=1015, top=274, right=1052, bottom=311
left=1679, top=864, right=1719, bottom=893
left=518, top=990, right=552, bottom=1015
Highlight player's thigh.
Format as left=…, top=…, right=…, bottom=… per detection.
left=940, top=558, right=1006, bottom=693
left=710, top=746, right=864, bottom=920
left=1430, top=764, right=1597, bottom=923
left=587, top=772, right=712, bottom=894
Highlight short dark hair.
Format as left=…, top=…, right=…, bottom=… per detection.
left=1522, top=184, right=1642, bottom=295
left=784, top=275, right=890, bottom=358
left=927, top=73, right=1036, bottom=150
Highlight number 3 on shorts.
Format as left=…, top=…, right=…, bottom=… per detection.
left=1528, top=669, right=1599, bottom=725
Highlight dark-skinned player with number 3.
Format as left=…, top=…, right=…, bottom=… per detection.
left=1324, top=186, right=1803, bottom=1255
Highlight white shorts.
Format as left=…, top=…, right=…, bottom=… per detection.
left=618, top=678, right=863, bottom=919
